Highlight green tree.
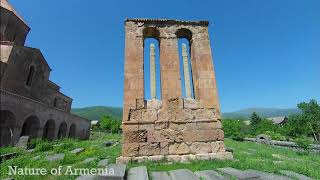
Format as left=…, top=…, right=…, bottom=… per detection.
left=255, top=119, right=280, bottom=135
left=100, top=115, right=113, bottom=130
left=100, top=115, right=122, bottom=133
left=250, top=112, right=262, bottom=128
left=283, top=114, right=309, bottom=138
left=222, top=119, right=249, bottom=141
left=297, top=99, right=320, bottom=142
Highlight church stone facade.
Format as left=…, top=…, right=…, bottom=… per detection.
left=0, top=0, right=90, bottom=147
left=117, top=19, right=232, bottom=163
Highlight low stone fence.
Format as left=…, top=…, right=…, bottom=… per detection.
left=244, top=137, right=320, bottom=152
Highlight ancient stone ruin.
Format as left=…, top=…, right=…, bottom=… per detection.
left=117, top=18, right=233, bottom=163
left=0, top=0, right=90, bottom=147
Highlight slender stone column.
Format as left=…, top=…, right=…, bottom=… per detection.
left=150, top=43, right=156, bottom=99
left=182, top=43, right=192, bottom=99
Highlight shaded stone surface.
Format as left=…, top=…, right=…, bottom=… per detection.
left=246, top=170, right=292, bottom=180
left=151, top=172, right=171, bottom=180
left=280, top=170, right=313, bottom=180
left=117, top=152, right=232, bottom=163
left=71, top=148, right=85, bottom=154
left=46, top=153, right=65, bottom=162
left=256, top=134, right=271, bottom=144
left=0, top=152, right=17, bottom=162
left=195, top=170, right=226, bottom=180
left=99, top=164, right=126, bottom=180
left=217, top=167, right=260, bottom=180
left=169, top=169, right=200, bottom=180
left=127, top=166, right=149, bottom=180
left=97, top=159, right=109, bottom=167
left=81, top=157, right=96, bottom=164
left=75, top=175, right=97, bottom=180
left=15, top=136, right=29, bottom=149
left=104, top=141, right=114, bottom=147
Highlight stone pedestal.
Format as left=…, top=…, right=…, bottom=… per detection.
left=117, top=97, right=232, bottom=163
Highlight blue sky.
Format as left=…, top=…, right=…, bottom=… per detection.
left=10, top=0, right=320, bottom=112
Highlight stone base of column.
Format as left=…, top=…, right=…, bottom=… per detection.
left=116, top=152, right=233, bottom=164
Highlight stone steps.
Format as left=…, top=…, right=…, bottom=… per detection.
left=217, top=167, right=261, bottom=180
left=151, top=172, right=171, bottom=180
left=245, top=170, right=292, bottom=180
left=169, top=169, right=200, bottom=180
left=195, top=170, right=227, bottom=180
left=76, top=164, right=126, bottom=180
left=127, top=166, right=149, bottom=180
left=74, top=163, right=314, bottom=180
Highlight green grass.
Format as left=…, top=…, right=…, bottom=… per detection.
left=1, top=133, right=319, bottom=180
left=0, top=133, right=121, bottom=180
left=128, top=139, right=320, bottom=179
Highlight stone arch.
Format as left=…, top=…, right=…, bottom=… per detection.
left=175, top=28, right=193, bottom=41
left=68, top=123, right=76, bottom=138
left=57, top=122, right=67, bottom=139
left=143, top=27, right=160, bottom=40
left=42, top=119, right=55, bottom=141
left=20, top=115, right=40, bottom=139
left=0, top=110, right=16, bottom=147
left=143, top=27, right=162, bottom=100
left=176, top=28, right=195, bottom=99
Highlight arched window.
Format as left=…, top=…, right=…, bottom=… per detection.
left=26, top=66, right=35, bottom=87
left=176, top=29, right=195, bottom=99
left=53, top=98, right=58, bottom=107
left=143, top=27, right=161, bottom=100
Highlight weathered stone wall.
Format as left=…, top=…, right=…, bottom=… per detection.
left=0, top=5, right=29, bottom=46
left=0, top=89, right=90, bottom=147
left=0, top=0, right=89, bottom=147
left=1, top=43, right=72, bottom=112
left=119, top=19, right=230, bottom=162
left=122, top=98, right=225, bottom=156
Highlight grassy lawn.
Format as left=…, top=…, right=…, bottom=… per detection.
left=1, top=132, right=319, bottom=179
left=0, top=133, right=121, bottom=180
left=130, top=139, right=319, bottom=179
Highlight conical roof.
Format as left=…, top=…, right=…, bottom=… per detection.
left=0, top=0, right=28, bottom=26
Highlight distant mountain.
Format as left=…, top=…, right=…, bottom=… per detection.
left=72, top=106, right=302, bottom=121
left=222, top=108, right=302, bottom=119
left=72, top=106, right=122, bottom=120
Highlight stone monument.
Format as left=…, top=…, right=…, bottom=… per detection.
left=117, top=18, right=232, bottom=163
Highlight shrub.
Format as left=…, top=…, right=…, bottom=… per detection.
left=53, top=140, right=75, bottom=153
left=295, top=136, right=312, bottom=154
left=264, top=131, right=286, bottom=141
left=28, top=138, right=44, bottom=149
left=222, top=119, right=249, bottom=138
left=35, top=141, right=53, bottom=152
left=231, top=132, right=245, bottom=141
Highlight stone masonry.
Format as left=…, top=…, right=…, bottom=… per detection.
left=0, top=0, right=90, bottom=146
left=117, top=19, right=232, bottom=163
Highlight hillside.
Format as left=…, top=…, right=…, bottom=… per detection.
left=71, top=106, right=122, bottom=120
left=222, top=108, right=301, bottom=119
left=71, top=106, right=301, bottom=121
